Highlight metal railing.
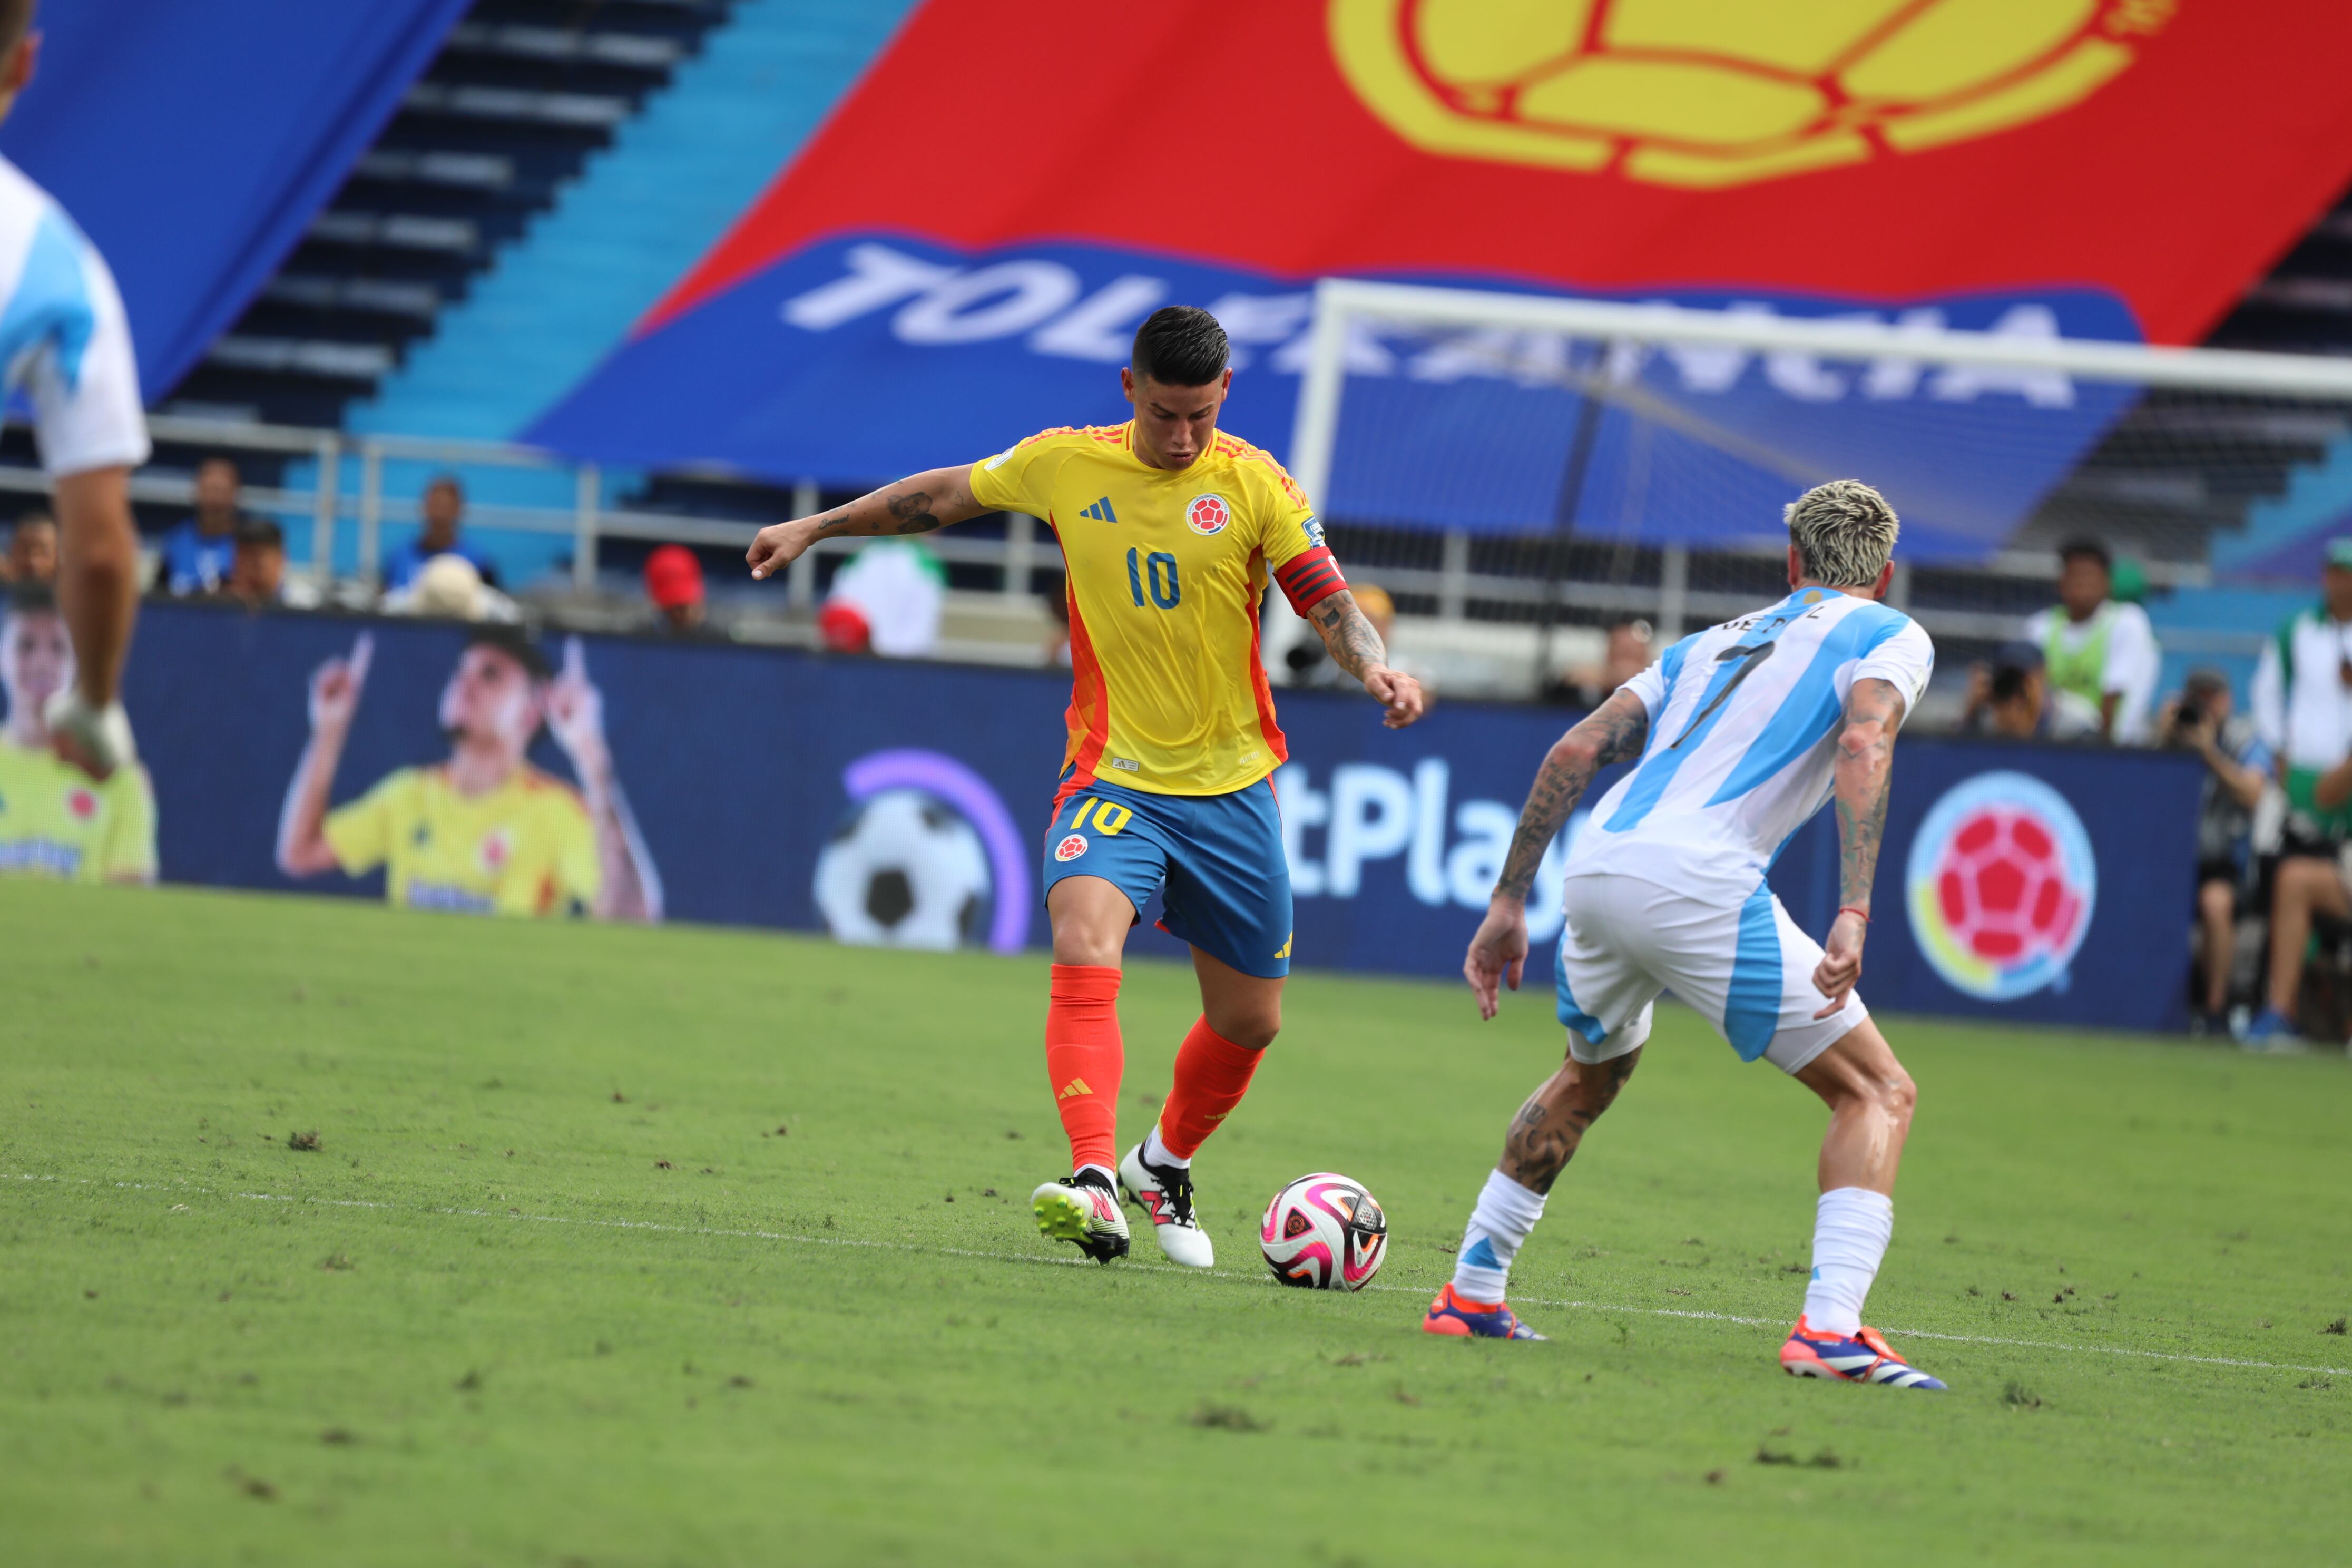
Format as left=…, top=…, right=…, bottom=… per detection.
left=0, top=412, right=2260, bottom=660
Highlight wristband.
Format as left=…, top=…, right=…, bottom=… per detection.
left=1837, top=906, right=1870, bottom=923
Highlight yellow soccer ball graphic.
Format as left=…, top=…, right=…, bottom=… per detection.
left=1328, top=0, right=2173, bottom=188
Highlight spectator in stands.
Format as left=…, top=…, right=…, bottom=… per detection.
left=818, top=538, right=943, bottom=658
left=221, top=520, right=320, bottom=611
left=2160, top=669, right=2271, bottom=1034
left=643, top=544, right=707, bottom=635
left=1961, top=641, right=2100, bottom=741
left=3, top=510, right=55, bottom=584
left=383, top=475, right=499, bottom=594
left=2241, top=538, right=2352, bottom=1048
left=382, top=552, right=520, bottom=623
left=156, top=457, right=248, bottom=595
left=2024, top=539, right=2161, bottom=743
left=1566, top=615, right=1654, bottom=704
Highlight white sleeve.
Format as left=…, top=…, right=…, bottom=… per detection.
left=1615, top=645, right=1675, bottom=721
left=22, top=231, right=149, bottom=478
left=2105, top=606, right=2161, bottom=742
left=1854, top=620, right=1936, bottom=710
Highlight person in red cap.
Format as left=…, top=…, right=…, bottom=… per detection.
left=643, top=544, right=707, bottom=635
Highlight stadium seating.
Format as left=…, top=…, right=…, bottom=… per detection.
left=116, top=0, right=2352, bottom=678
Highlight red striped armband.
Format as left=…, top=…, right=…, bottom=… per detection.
left=1272, top=546, right=1347, bottom=615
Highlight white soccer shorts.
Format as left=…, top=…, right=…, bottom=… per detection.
left=1551, top=871, right=1867, bottom=1075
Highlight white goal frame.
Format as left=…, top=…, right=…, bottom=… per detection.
left=1287, top=277, right=2352, bottom=510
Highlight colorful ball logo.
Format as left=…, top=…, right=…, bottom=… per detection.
left=1906, top=772, right=2094, bottom=1001
left=1185, top=494, right=1231, bottom=536
left=1053, top=833, right=1089, bottom=863
left=1327, top=0, right=2168, bottom=189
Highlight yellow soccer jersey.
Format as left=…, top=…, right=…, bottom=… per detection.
left=0, top=738, right=156, bottom=883
left=324, top=763, right=600, bottom=917
left=969, top=422, right=1348, bottom=796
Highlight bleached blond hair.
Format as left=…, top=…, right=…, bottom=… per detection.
left=1785, top=480, right=1898, bottom=589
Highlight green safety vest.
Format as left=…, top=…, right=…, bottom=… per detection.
left=2041, top=605, right=2113, bottom=713
left=2272, top=604, right=2352, bottom=837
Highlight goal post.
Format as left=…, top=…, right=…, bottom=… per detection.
left=1280, top=279, right=2352, bottom=690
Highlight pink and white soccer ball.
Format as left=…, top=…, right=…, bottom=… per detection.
left=1259, top=1172, right=1387, bottom=1291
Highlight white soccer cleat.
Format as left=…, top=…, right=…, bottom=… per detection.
left=43, top=690, right=135, bottom=780
left=1031, top=1175, right=1130, bottom=1264
left=1119, top=1140, right=1214, bottom=1269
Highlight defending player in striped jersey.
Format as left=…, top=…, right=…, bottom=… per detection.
left=0, top=2, right=150, bottom=779
left=747, top=307, right=1425, bottom=1267
left=1430, top=481, right=1947, bottom=1390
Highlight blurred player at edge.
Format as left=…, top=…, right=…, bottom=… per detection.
left=749, top=307, right=1425, bottom=1266
left=1430, top=482, right=1948, bottom=1390
left=0, top=2, right=149, bottom=778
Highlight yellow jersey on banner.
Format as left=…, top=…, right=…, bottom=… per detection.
left=324, top=764, right=599, bottom=916
left=970, top=422, right=1329, bottom=796
left=0, top=738, right=155, bottom=883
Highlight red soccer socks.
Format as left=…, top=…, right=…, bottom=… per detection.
left=1155, top=1016, right=1263, bottom=1160
left=1045, top=964, right=1123, bottom=1176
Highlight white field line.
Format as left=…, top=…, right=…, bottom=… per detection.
left=14, top=1172, right=2350, bottom=1380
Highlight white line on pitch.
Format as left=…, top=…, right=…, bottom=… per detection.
left=15, top=1172, right=2350, bottom=1380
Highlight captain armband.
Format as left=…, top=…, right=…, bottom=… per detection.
left=1272, top=546, right=1347, bottom=616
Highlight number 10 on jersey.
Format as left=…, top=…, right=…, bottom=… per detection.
left=1125, top=547, right=1180, bottom=610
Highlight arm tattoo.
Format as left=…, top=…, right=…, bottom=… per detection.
left=885, top=488, right=941, bottom=535
left=1309, top=590, right=1386, bottom=680
left=1492, top=687, right=1650, bottom=901
left=1832, top=678, right=1907, bottom=911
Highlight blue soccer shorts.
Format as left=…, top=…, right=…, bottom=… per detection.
left=1041, top=772, right=1293, bottom=978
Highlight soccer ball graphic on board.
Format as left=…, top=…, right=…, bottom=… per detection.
left=1906, top=772, right=2096, bottom=1002
left=1328, top=0, right=2172, bottom=188
left=814, top=787, right=992, bottom=952
left=1261, top=1173, right=1389, bottom=1291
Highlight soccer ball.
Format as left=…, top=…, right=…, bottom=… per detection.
left=1930, top=806, right=2084, bottom=966
left=812, top=788, right=991, bottom=950
left=1329, top=0, right=2161, bottom=188
left=1260, top=1173, right=1388, bottom=1291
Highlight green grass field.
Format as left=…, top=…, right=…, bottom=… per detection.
left=2, top=880, right=2348, bottom=1565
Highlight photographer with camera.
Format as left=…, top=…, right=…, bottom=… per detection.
left=2159, top=670, right=2269, bottom=1035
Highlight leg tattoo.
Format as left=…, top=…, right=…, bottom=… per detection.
left=1499, top=1049, right=1639, bottom=1194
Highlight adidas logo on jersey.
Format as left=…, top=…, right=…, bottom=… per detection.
left=1078, top=497, right=1118, bottom=523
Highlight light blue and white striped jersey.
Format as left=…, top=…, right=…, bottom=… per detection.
left=1570, top=586, right=1935, bottom=898
left=0, top=155, right=146, bottom=478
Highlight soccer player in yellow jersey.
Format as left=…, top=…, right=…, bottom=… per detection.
left=277, top=628, right=662, bottom=920
left=0, top=584, right=154, bottom=883
left=749, top=306, right=1425, bottom=1266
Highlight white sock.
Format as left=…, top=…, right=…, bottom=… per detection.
left=1801, top=1187, right=1894, bottom=1336
left=1075, top=1163, right=1116, bottom=1191
left=1450, top=1169, right=1546, bottom=1303
left=1142, top=1124, right=1187, bottom=1170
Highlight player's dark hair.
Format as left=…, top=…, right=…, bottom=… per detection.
left=0, top=1, right=34, bottom=55
left=1990, top=662, right=2037, bottom=704
left=464, top=624, right=551, bottom=681
left=2057, top=538, right=2111, bottom=572
left=236, top=518, right=285, bottom=551
left=1131, top=306, right=1229, bottom=388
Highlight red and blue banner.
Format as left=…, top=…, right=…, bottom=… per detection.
left=528, top=1, right=2352, bottom=553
